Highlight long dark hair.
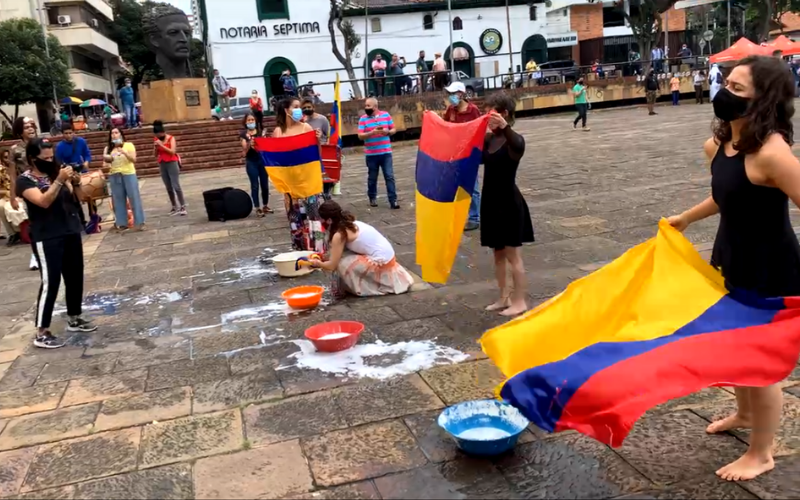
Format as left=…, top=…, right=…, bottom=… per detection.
left=486, top=92, right=516, bottom=127
left=26, top=138, right=55, bottom=180
left=319, top=200, right=357, bottom=242
left=713, top=55, right=795, bottom=154
left=12, top=117, right=36, bottom=141
left=106, top=127, right=126, bottom=153
left=275, top=96, right=300, bottom=133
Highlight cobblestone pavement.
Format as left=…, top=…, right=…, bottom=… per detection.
left=2, top=102, right=800, bottom=499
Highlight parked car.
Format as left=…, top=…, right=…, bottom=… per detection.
left=211, top=97, right=253, bottom=120
left=538, top=60, right=580, bottom=84
left=449, top=70, right=485, bottom=98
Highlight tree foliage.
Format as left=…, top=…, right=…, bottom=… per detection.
left=609, top=0, right=679, bottom=62
left=0, top=17, right=73, bottom=124
left=328, top=0, right=363, bottom=99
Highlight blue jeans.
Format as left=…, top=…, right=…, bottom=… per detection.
left=123, top=103, right=135, bottom=127
left=245, top=156, right=269, bottom=207
left=468, top=178, right=481, bottom=224
left=108, top=173, right=145, bottom=227
left=366, top=153, right=397, bottom=204
left=672, top=90, right=679, bottom=105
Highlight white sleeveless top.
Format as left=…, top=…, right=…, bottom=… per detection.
left=346, top=221, right=395, bottom=264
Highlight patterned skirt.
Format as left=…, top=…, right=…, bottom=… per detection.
left=285, top=193, right=329, bottom=253
left=336, top=251, right=414, bottom=297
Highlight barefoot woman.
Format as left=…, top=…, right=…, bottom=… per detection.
left=668, top=55, right=800, bottom=481
left=481, top=93, right=534, bottom=317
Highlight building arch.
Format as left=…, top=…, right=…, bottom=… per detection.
left=444, top=41, right=475, bottom=77
left=522, top=34, right=548, bottom=65
left=263, top=56, right=298, bottom=103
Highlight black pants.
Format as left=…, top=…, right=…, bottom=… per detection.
left=573, top=103, right=588, bottom=128
left=32, top=234, right=84, bottom=329
left=695, top=85, right=704, bottom=104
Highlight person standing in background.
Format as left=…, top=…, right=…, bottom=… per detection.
left=119, top=78, right=136, bottom=128
left=358, top=98, right=399, bottom=210
left=10, top=117, right=40, bottom=270
left=694, top=70, right=706, bottom=104
left=651, top=46, right=664, bottom=73
left=443, top=82, right=481, bottom=231
left=416, top=50, right=429, bottom=75
left=432, top=52, right=447, bottom=90
left=55, top=124, right=92, bottom=173
left=0, top=149, right=22, bottom=245
left=241, top=113, right=271, bottom=217
left=212, top=69, right=232, bottom=120
left=572, top=77, right=590, bottom=131
left=709, top=63, right=723, bottom=101
left=249, top=90, right=264, bottom=134
left=372, top=54, right=387, bottom=97
left=280, top=69, right=298, bottom=97
left=390, top=54, right=410, bottom=95
left=302, top=99, right=330, bottom=144
left=153, top=120, right=186, bottom=216
left=103, top=127, right=145, bottom=232
left=645, top=69, right=660, bottom=115
left=670, top=74, right=681, bottom=105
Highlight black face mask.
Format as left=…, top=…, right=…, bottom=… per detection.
left=364, top=108, right=374, bottom=116
left=33, top=158, right=58, bottom=177
left=302, top=109, right=314, bottom=116
left=156, top=134, right=166, bottom=140
left=712, top=88, right=750, bottom=122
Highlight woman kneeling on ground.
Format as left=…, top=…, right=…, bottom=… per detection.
left=310, top=200, right=413, bottom=296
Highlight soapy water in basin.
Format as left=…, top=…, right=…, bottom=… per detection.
left=289, top=292, right=320, bottom=299
left=318, top=333, right=351, bottom=340
left=456, top=427, right=512, bottom=441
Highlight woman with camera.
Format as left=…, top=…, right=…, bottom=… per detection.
left=16, top=138, right=96, bottom=349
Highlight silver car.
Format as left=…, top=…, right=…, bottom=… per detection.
left=211, top=97, right=253, bottom=120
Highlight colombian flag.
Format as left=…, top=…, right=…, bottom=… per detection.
left=329, top=74, right=342, bottom=147
left=415, top=111, right=489, bottom=284
left=481, top=219, right=800, bottom=447
left=255, top=131, right=323, bottom=199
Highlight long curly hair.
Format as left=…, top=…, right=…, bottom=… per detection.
left=275, top=96, right=300, bottom=133
left=486, top=92, right=516, bottom=126
left=713, top=55, right=795, bottom=154
left=318, top=200, right=358, bottom=243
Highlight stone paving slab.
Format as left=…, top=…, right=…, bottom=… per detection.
left=0, top=446, right=38, bottom=497
left=73, top=463, right=194, bottom=500
left=0, top=402, right=99, bottom=450
left=243, top=390, right=348, bottom=446
left=94, top=386, right=192, bottom=432
left=419, top=359, right=505, bottom=405
left=60, top=369, right=147, bottom=407
left=0, top=381, right=68, bottom=418
left=333, top=374, right=444, bottom=427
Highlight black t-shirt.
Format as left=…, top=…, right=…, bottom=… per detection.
left=15, top=171, right=83, bottom=242
left=240, top=130, right=262, bottom=162
left=645, top=76, right=659, bottom=91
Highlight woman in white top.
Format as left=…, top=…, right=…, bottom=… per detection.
left=310, top=200, right=413, bottom=296
left=693, top=70, right=707, bottom=104
left=709, top=64, right=723, bottom=101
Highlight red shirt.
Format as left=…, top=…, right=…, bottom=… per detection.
left=250, top=97, right=263, bottom=112
left=444, top=103, right=481, bottom=123
left=155, top=135, right=179, bottom=163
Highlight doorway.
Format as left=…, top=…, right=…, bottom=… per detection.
left=444, top=42, right=475, bottom=77
left=522, top=34, right=548, bottom=65
left=367, top=48, right=392, bottom=96
left=263, top=57, right=298, bottom=104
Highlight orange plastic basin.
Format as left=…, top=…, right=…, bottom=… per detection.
left=281, top=286, right=324, bottom=310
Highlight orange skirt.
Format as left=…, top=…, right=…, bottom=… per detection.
left=337, top=252, right=413, bottom=297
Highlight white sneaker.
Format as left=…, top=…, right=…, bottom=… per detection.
left=29, top=253, right=38, bottom=271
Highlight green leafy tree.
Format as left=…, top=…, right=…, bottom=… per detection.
left=0, top=17, right=73, bottom=124
left=329, top=0, right=363, bottom=99
left=602, top=0, right=680, bottom=63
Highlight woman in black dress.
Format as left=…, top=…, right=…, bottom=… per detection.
left=668, top=56, right=800, bottom=482
left=481, top=93, right=534, bottom=317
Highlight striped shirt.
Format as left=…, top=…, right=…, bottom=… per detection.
left=358, top=111, right=394, bottom=156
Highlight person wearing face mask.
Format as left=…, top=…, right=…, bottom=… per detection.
left=301, top=99, right=330, bottom=144
left=308, top=200, right=413, bottom=296
left=153, top=120, right=186, bottom=216
left=572, top=77, right=590, bottom=131
left=371, top=54, right=387, bottom=97
left=16, top=138, right=97, bottom=349
left=241, top=113, right=271, bottom=217
left=667, top=56, right=800, bottom=482
left=273, top=96, right=327, bottom=252
left=249, top=90, right=264, bottom=135
left=443, top=81, right=482, bottom=231
left=103, top=127, right=145, bottom=231
left=358, top=98, right=399, bottom=209
left=10, top=117, right=41, bottom=270
left=481, top=93, right=534, bottom=318
left=119, top=78, right=136, bottom=128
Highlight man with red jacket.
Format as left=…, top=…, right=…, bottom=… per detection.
left=443, top=82, right=482, bottom=231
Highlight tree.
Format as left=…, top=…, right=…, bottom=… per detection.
left=606, top=0, right=679, bottom=64
left=328, top=0, right=363, bottom=99
left=0, top=18, right=73, bottom=124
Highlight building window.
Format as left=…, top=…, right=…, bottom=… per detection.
left=371, top=17, right=381, bottom=33
left=256, top=0, right=288, bottom=21
left=603, top=6, right=625, bottom=27
left=529, top=6, right=537, bottom=21
left=69, top=50, right=104, bottom=76
left=563, top=8, right=568, bottom=16
left=452, top=16, right=462, bottom=30
left=423, top=14, right=433, bottom=30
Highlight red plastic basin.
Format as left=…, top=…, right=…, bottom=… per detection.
left=305, top=321, right=364, bottom=353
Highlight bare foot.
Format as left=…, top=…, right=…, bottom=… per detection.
left=485, top=298, right=511, bottom=312
left=500, top=301, right=528, bottom=317
left=716, top=451, right=774, bottom=481
left=706, top=413, right=752, bottom=434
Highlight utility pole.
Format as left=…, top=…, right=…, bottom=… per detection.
left=34, top=0, right=59, bottom=112
left=727, top=0, right=731, bottom=47
left=505, top=0, right=513, bottom=85
left=364, top=0, right=369, bottom=97
left=448, top=0, right=454, bottom=75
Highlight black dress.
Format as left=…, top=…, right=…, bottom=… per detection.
left=710, top=144, right=800, bottom=297
left=480, top=128, right=535, bottom=250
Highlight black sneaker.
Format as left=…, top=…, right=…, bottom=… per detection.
left=34, top=333, right=66, bottom=349
left=464, top=221, right=479, bottom=231
left=369, top=199, right=378, bottom=207
left=67, top=317, right=97, bottom=332
left=390, top=202, right=401, bottom=210
left=6, top=233, right=20, bottom=246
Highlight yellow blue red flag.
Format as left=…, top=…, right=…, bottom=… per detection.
left=415, top=111, right=490, bottom=284
left=329, top=74, right=342, bottom=147
left=481, top=220, right=800, bottom=447
left=255, top=131, right=323, bottom=199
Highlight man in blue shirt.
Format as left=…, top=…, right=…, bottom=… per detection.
left=119, top=78, right=136, bottom=128
left=55, top=124, right=91, bottom=172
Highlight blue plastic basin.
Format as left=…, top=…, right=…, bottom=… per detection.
left=437, top=399, right=529, bottom=456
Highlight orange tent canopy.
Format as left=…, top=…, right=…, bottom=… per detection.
left=710, top=37, right=770, bottom=63
left=767, top=35, right=800, bottom=55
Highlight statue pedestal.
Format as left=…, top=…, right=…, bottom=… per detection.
left=139, top=78, right=210, bottom=124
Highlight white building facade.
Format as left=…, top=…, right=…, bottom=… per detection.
left=200, top=0, right=582, bottom=103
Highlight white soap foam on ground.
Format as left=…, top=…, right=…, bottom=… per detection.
left=279, top=339, right=470, bottom=380
left=456, top=427, right=512, bottom=440
left=220, top=303, right=289, bottom=324
left=216, top=264, right=279, bottom=279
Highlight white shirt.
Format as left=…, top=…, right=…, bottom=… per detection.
left=346, top=221, right=395, bottom=264
left=694, top=74, right=705, bottom=85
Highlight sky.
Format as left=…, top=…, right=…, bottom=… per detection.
left=167, top=0, right=192, bottom=16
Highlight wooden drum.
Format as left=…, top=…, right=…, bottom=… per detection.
left=79, top=171, right=109, bottom=200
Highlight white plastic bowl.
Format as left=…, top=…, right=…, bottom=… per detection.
left=272, top=250, right=317, bottom=278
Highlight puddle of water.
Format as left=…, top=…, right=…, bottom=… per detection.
left=278, top=339, right=470, bottom=380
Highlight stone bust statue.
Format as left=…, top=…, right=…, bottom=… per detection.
left=143, top=4, right=193, bottom=79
